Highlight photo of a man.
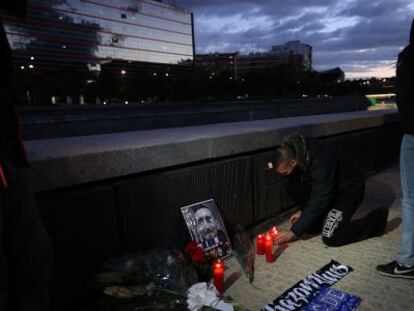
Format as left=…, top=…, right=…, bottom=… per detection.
left=181, top=199, right=232, bottom=260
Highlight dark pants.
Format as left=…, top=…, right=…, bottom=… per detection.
left=0, top=159, right=53, bottom=311
left=320, top=182, right=387, bottom=246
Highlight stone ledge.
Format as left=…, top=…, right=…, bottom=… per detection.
left=26, top=110, right=399, bottom=192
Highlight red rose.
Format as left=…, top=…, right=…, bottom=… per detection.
left=191, top=248, right=206, bottom=264
left=184, top=241, right=199, bottom=254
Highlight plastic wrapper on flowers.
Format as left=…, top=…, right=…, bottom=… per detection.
left=143, top=249, right=190, bottom=294
left=92, top=250, right=189, bottom=310
left=91, top=248, right=244, bottom=311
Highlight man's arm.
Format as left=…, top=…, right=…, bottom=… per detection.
left=290, top=145, right=337, bottom=236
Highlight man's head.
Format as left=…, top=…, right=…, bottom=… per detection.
left=194, top=206, right=218, bottom=241
left=273, top=133, right=309, bottom=176
left=275, top=144, right=298, bottom=176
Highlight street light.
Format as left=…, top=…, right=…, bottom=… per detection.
left=121, top=70, right=126, bottom=75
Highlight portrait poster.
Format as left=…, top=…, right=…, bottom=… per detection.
left=181, top=199, right=233, bottom=260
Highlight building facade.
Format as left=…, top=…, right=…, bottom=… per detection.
left=319, top=67, right=345, bottom=83
left=195, top=52, right=238, bottom=78
left=236, top=52, right=288, bottom=77
left=196, top=40, right=313, bottom=79
left=271, top=40, right=312, bottom=71
left=1, top=0, right=194, bottom=104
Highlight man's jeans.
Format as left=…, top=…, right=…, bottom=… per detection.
left=396, top=134, right=414, bottom=267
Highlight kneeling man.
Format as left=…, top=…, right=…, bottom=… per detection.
left=273, top=133, right=388, bottom=246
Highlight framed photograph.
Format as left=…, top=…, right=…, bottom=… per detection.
left=181, top=199, right=233, bottom=260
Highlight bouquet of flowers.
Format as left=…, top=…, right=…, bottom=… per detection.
left=90, top=242, right=243, bottom=311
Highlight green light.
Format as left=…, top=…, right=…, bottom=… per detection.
left=368, top=98, right=377, bottom=106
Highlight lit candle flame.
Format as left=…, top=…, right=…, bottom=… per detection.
left=215, top=259, right=223, bottom=268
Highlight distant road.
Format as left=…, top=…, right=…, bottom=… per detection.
left=20, top=95, right=370, bottom=140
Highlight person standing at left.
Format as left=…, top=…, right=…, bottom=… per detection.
left=0, top=1, right=53, bottom=310
left=377, top=18, right=414, bottom=280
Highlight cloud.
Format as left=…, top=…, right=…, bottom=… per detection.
left=177, top=0, right=414, bottom=77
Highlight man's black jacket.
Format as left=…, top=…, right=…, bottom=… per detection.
left=396, top=19, right=414, bottom=135
left=287, top=138, right=364, bottom=236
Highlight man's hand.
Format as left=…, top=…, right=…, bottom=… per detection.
left=289, top=210, right=303, bottom=226
left=275, top=229, right=296, bottom=244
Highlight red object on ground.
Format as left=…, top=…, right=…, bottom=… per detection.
left=256, top=234, right=265, bottom=255
left=265, top=234, right=275, bottom=263
left=213, top=259, right=225, bottom=294
left=191, top=247, right=206, bottom=264
left=269, top=226, right=278, bottom=241
left=184, top=241, right=199, bottom=254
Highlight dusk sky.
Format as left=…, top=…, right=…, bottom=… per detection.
left=178, top=0, right=414, bottom=79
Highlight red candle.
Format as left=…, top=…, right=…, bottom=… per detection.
left=213, top=259, right=225, bottom=294
left=265, top=234, right=275, bottom=263
left=269, top=226, right=278, bottom=241
left=256, top=234, right=265, bottom=255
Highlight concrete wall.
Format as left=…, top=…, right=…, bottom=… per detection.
left=21, top=95, right=369, bottom=140
left=26, top=110, right=401, bottom=309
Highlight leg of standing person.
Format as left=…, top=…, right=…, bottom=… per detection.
left=396, top=135, right=414, bottom=267
left=377, top=135, right=414, bottom=278
left=322, top=181, right=388, bottom=247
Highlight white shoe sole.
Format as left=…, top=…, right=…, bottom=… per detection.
left=378, top=271, right=414, bottom=279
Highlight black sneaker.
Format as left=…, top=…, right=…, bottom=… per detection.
left=376, top=261, right=414, bottom=279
